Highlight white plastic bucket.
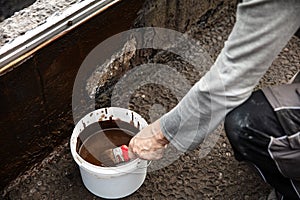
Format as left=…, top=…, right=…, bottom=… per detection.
left=70, top=107, right=149, bottom=199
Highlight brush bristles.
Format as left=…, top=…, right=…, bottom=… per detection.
left=99, top=145, right=133, bottom=167
left=99, top=149, right=116, bottom=167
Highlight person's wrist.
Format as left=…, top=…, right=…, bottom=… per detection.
left=152, top=120, right=169, bottom=145
left=158, top=129, right=169, bottom=145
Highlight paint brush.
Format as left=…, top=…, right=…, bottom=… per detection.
left=99, top=145, right=136, bottom=166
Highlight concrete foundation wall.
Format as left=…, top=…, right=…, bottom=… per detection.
left=0, top=0, right=144, bottom=189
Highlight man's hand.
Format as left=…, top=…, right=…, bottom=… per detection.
left=129, top=119, right=169, bottom=160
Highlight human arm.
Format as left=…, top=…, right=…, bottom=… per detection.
left=130, top=0, right=300, bottom=158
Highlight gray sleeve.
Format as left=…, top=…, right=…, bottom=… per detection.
left=160, top=0, right=300, bottom=152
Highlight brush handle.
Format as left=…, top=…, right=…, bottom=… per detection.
left=112, top=145, right=136, bottom=164
left=121, top=145, right=136, bottom=161
left=121, top=145, right=130, bottom=161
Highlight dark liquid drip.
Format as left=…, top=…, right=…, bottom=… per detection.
left=78, top=120, right=139, bottom=167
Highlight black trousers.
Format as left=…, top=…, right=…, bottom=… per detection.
left=225, top=90, right=299, bottom=199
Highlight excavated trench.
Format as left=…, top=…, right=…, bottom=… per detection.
left=1, top=0, right=300, bottom=199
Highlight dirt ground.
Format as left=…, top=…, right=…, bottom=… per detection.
left=1, top=1, right=300, bottom=200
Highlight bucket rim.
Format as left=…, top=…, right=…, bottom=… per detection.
left=70, top=107, right=149, bottom=175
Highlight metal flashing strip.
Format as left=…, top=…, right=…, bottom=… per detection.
left=0, top=0, right=121, bottom=75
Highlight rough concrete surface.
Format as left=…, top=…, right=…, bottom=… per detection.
left=1, top=1, right=300, bottom=200
left=0, top=0, right=36, bottom=21
left=0, top=0, right=77, bottom=47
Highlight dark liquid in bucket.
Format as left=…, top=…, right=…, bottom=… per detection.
left=78, top=120, right=139, bottom=167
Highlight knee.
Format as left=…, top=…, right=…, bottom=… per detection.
left=224, top=107, right=250, bottom=146
left=224, top=108, right=252, bottom=161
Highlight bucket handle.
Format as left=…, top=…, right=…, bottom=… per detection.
left=137, top=160, right=152, bottom=169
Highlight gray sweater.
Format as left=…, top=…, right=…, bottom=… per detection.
left=160, top=0, right=300, bottom=152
